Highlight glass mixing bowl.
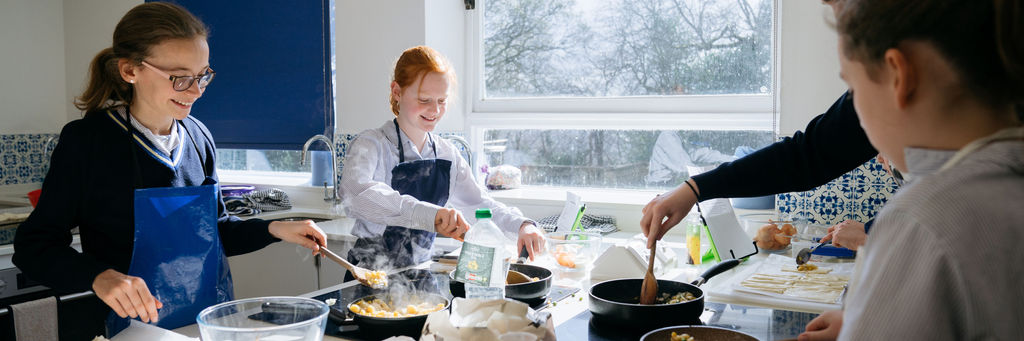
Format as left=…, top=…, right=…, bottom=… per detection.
left=196, top=296, right=328, bottom=341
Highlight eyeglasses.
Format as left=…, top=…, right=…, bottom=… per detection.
left=140, top=60, right=215, bottom=92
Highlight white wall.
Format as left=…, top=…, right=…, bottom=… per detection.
left=0, top=0, right=67, bottom=134
left=424, top=0, right=467, bottom=133
left=335, top=1, right=426, bottom=135
left=777, top=1, right=848, bottom=136
left=62, top=0, right=140, bottom=122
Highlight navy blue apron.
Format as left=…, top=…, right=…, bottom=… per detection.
left=105, top=112, right=232, bottom=336
left=348, top=119, right=452, bottom=271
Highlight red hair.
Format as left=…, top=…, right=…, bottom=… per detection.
left=389, top=46, right=456, bottom=116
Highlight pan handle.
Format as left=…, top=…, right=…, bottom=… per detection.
left=690, top=259, right=741, bottom=286
left=327, top=307, right=358, bottom=325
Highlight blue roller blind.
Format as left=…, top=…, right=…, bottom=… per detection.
left=160, top=0, right=335, bottom=150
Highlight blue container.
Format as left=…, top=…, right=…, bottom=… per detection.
left=310, top=150, right=335, bottom=187
left=730, top=195, right=776, bottom=209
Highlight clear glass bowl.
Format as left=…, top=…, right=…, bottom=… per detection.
left=547, top=231, right=603, bottom=272
left=196, top=296, right=328, bottom=341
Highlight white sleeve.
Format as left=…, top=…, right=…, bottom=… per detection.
left=838, top=219, right=959, bottom=340
left=445, top=145, right=530, bottom=239
left=339, top=135, right=440, bottom=232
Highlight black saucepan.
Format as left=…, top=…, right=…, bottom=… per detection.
left=329, top=292, right=449, bottom=339
left=449, top=263, right=553, bottom=302
left=589, top=259, right=740, bottom=332
left=641, top=325, right=758, bottom=341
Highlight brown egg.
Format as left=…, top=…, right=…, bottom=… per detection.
left=755, top=224, right=785, bottom=249
left=781, top=223, right=797, bottom=236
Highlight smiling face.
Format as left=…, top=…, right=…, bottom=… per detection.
left=838, top=44, right=908, bottom=170
left=124, top=37, right=210, bottom=124
left=393, top=71, right=451, bottom=141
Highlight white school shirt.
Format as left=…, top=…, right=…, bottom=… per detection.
left=340, top=120, right=531, bottom=240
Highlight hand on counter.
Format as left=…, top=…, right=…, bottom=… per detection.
left=92, top=269, right=163, bottom=323
left=517, top=222, right=545, bottom=261
left=434, top=208, right=471, bottom=240
left=269, top=220, right=327, bottom=256
left=641, top=179, right=700, bottom=249
left=799, top=309, right=843, bottom=341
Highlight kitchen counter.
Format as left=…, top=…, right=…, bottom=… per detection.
left=170, top=250, right=829, bottom=341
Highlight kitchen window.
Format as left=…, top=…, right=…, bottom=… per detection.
left=468, top=0, right=778, bottom=190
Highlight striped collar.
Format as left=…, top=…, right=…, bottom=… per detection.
left=106, top=108, right=185, bottom=169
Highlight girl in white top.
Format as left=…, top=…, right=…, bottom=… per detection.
left=799, top=1, right=1024, bottom=340
left=340, top=46, right=545, bottom=270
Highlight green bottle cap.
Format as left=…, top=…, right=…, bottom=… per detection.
left=475, top=208, right=492, bottom=219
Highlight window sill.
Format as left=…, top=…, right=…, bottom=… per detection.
left=487, top=186, right=662, bottom=232
left=219, top=170, right=312, bottom=187
left=487, top=186, right=660, bottom=207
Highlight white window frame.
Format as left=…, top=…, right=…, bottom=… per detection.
left=463, top=0, right=781, bottom=140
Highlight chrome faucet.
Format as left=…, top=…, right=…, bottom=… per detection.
left=300, top=134, right=340, bottom=203
left=442, top=135, right=474, bottom=179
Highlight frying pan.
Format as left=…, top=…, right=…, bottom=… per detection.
left=641, top=325, right=758, bottom=341
left=449, top=263, right=552, bottom=302
left=589, top=259, right=740, bottom=332
left=329, top=292, right=450, bottom=339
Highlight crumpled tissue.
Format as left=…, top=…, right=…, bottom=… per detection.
left=420, top=298, right=555, bottom=341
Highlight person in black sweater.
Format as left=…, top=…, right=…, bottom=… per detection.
left=13, top=2, right=326, bottom=333
left=641, top=91, right=877, bottom=248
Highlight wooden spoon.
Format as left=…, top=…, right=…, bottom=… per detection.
left=639, top=243, right=659, bottom=305
left=506, top=270, right=533, bottom=284
left=319, top=245, right=387, bottom=289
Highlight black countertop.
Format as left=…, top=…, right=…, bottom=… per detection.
left=313, top=268, right=819, bottom=340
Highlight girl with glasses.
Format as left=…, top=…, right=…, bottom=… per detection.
left=13, top=2, right=327, bottom=337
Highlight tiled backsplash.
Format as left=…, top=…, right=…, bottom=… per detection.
left=0, top=134, right=59, bottom=185
left=5, top=132, right=894, bottom=227
left=776, top=158, right=898, bottom=226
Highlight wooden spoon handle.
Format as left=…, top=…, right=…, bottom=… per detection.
left=320, top=245, right=354, bottom=272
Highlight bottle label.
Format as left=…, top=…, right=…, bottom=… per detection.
left=465, top=285, right=505, bottom=300
left=455, top=242, right=496, bottom=286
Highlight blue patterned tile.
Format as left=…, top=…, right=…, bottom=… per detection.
left=776, top=157, right=902, bottom=226
left=856, top=185, right=894, bottom=221
left=0, top=133, right=59, bottom=185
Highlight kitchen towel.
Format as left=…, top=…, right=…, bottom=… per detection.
left=224, top=188, right=292, bottom=216
left=536, top=213, right=618, bottom=234
left=12, top=296, right=58, bottom=341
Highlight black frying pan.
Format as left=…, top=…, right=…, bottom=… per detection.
left=589, top=259, right=740, bottom=332
left=449, top=263, right=552, bottom=302
left=328, top=292, right=449, bottom=339
left=641, top=325, right=758, bottom=341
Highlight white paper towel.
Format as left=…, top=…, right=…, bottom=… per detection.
left=110, top=320, right=199, bottom=341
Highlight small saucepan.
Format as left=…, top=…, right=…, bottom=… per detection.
left=449, top=263, right=553, bottom=302
left=328, top=292, right=449, bottom=339
left=589, top=259, right=740, bottom=332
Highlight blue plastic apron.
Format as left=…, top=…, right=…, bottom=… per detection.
left=348, top=120, right=452, bottom=270
left=105, top=115, right=232, bottom=336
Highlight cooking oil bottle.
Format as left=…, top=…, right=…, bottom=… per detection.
left=454, top=208, right=509, bottom=299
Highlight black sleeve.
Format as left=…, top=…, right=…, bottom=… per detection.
left=188, top=117, right=279, bottom=256
left=13, top=122, right=111, bottom=293
left=691, top=92, right=878, bottom=200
